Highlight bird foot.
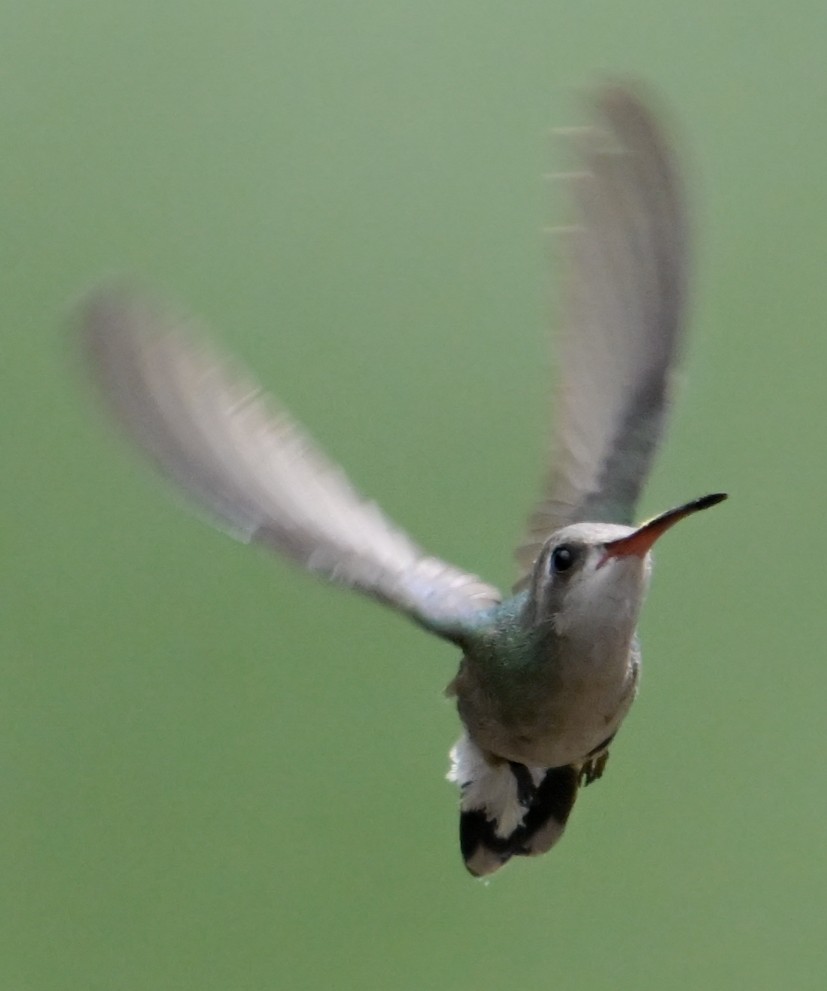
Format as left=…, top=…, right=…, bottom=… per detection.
left=579, top=750, right=609, bottom=786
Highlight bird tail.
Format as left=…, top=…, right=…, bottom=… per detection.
left=447, top=734, right=580, bottom=876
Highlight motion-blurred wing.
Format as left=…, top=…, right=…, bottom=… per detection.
left=81, top=292, right=501, bottom=637
left=515, top=84, right=689, bottom=584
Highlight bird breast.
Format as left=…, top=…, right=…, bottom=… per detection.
left=453, top=632, right=640, bottom=769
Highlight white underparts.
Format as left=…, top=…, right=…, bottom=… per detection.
left=447, top=733, right=546, bottom=838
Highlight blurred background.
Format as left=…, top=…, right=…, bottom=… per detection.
left=2, top=2, right=825, bottom=989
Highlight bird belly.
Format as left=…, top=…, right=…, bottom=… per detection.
left=453, top=648, right=639, bottom=769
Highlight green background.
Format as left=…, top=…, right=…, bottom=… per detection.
left=3, top=3, right=825, bottom=989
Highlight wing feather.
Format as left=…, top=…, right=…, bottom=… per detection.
left=515, top=84, right=688, bottom=583
left=81, top=292, right=501, bottom=637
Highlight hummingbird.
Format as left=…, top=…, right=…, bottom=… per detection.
left=78, top=83, right=725, bottom=876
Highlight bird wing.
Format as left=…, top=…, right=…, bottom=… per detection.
left=514, top=83, right=689, bottom=585
left=80, top=291, right=501, bottom=638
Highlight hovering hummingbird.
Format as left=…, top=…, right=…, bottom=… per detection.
left=78, top=83, right=725, bottom=876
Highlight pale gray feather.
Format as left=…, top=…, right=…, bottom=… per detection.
left=80, top=292, right=501, bottom=637
left=515, top=84, right=688, bottom=583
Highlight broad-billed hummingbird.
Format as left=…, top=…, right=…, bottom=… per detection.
left=78, top=83, right=725, bottom=876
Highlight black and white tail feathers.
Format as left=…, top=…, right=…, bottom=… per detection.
left=448, top=734, right=591, bottom=876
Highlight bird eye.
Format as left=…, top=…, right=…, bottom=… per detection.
left=550, top=544, right=576, bottom=574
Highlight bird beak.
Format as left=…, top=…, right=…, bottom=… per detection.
left=599, top=492, right=727, bottom=566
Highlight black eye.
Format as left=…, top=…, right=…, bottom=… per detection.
left=550, top=544, right=576, bottom=574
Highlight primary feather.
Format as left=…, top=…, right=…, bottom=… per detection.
left=514, top=84, right=688, bottom=585
left=81, top=293, right=501, bottom=637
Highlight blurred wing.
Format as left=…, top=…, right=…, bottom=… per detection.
left=80, top=291, right=501, bottom=638
left=515, top=83, right=689, bottom=583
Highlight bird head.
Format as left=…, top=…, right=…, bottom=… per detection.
left=528, top=493, right=727, bottom=643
